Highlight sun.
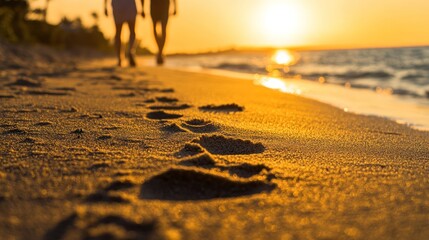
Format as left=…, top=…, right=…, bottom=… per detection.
left=258, top=1, right=306, bottom=45
left=272, top=49, right=295, bottom=65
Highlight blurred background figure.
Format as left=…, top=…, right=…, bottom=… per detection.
left=142, top=0, right=176, bottom=65
left=104, top=0, right=138, bottom=67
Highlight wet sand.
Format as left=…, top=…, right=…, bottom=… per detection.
left=1, top=56, right=429, bottom=240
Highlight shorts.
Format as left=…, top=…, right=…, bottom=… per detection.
left=112, top=0, right=137, bottom=24
left=151, top=0, right=170, bottom=22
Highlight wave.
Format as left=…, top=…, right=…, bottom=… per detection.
left=212, top=62, right=393, bottom=80
left=401, top=73, right=429, bottom=86
left=210, top=63, right=266, bottom=74
left=288, top=70, right=393, bottom=81
left=330, top=82, right=425, bottom=98
left=335, top=71, right=393, bottom=80
left=210, top=61, right=429, bottom=99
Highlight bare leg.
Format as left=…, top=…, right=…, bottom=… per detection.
left=152, top=21, right=161, bottom=52
left=159, top=21, right=167, bottom=58
left=126, top=19, right=136, bottom=67
left=115, top=22, right=123, bottom=67
left=152, top=20, right=168, bottom=65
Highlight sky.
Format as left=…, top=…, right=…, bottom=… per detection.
left=31, top=0, right=429, bottom=53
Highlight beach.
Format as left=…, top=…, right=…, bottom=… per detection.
left=1, top=52, right=429, bottom=240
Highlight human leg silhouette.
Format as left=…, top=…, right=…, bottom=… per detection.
left=126, top=19, right=136, bottom=67
left=114, top=22, right=124, bottom=67
left=152, top=20, right=167, bottom=65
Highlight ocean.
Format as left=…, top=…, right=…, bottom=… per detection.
left=159, top=46, right=429, bottom=131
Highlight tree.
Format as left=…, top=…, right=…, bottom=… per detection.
left=0, top=0, right=31, bottom=41
left=0, top=0, right=29, bottom=10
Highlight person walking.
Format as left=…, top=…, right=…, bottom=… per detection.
left=142, top=0, right=177, bottom=65
left=104, top=0, right=138, bottom=67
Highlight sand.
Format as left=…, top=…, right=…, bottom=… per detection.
left=1, top=52, right=429, bottom=240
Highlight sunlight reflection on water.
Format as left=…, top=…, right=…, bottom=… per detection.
left=271, top=50, right=296, bottom=65
left=265, top=49, right=301, bottom=77
left=256, top=50, right=303, bottom=94
left=256, top=76, right=302, bottom=95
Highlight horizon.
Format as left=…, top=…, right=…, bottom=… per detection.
left=30, top=0, right=429, bottom=54
left=166, top=43, right=429, bottom=56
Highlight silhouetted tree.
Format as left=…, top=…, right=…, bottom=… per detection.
left=0, top=0, right=30, bottom=41
left=0, top=0, right=111, bottom=51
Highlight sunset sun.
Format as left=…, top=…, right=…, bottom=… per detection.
left=258, top=2, right=306, bottom=45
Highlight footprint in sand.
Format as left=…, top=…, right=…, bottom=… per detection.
left=0, top=123, right=17, bottom=128
left=87, top=162, right=109, bottom=171
left=43, top=213, right=79, bottom=240
left=53, top=87, right=76, bottom=92
left=148, top=103, right=192, bottom=111
left=110, top=74, right=123, bottom=81
left=79, top=113, right=103, bottom=119
left=192, top=135, right=265, bottom=155
left=178, top=153, right=217, bottom=168
left=44, top=212, right=157, bottom=240
left=0, top=93, right=15, bottom=99
left=85, top=191, right=133, bottom=204
left=178, top=151, right=274, bottom=180
left=181, top=119, right=218, bottom=133
left=175, top=138, right=273, bottom=180
left=160, top=123, right=189, bottom=133
left=157, top=88, right=175, bottom=93
left=134, top=87, right=174, bottom=93
left=140, top=167, right=276, bottom=201
left=104, top=179, right=137, bottom=191
left=146, top=111, right=183, bottom=120
left=16, top=108, right=38, bottom=113
left=83, top=215, right=156, bottom=240
left=115, top=111, right=141, bottom=118
left=97, top=134, right=113, bottom=140
left=35, top=121, right=53, bottom=126
left=84, top=178, right=138, bottom=204
left=6, top=77, right=43, bottom=88
left=102, top=126, right=121, bottom=130
left=118, top=92, right=137, bottom=98
left=85, top=179, right=136, bottom=204
left=141, top=95, right=191, bottom=110
left=221, top=163, right=271, bottom=178
left=59, top=107, right=78, bottom=113
left=112, top=86, right=139, bottom=91
left=155, top=96, right=178, bottom=103
left=143, top=98, right=156, bottom=104
left=199, top=103, right=244, bottom=113
left=3, top=128, right=27, bottom=135
left=25, top=90, right=69, bottom=96
left=70, top=128, right=85, bottom=134
left=21, top=137, right=40, bottom=144
left=175, top=142, right=206, bottom=158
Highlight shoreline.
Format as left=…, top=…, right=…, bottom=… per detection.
left=1, top=56, right=429, bottom=239
left=161, top=62, right=429, bottom=132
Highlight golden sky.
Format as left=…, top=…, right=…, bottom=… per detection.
left=31, top=0, right=429, bottom=53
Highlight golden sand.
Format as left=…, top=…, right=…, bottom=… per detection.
left=1, top=58, right=429, bottom=239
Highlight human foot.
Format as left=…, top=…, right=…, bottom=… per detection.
left=156, top=54, right=164, bottom=65
left=128, top=53, right=136, bottom=67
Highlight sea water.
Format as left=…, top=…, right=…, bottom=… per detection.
left=161, top=46, right=429, bottom=131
